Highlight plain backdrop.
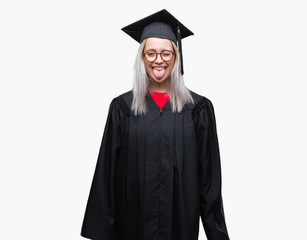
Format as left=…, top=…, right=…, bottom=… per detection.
left=1, top=0, right=306, bottom=239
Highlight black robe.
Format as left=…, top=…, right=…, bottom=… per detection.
left=80, top=89, right=230, bottom=240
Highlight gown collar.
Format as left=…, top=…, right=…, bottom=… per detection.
left=146, top=89, right=171, bottom=111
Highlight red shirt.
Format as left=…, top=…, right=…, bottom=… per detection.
left=149, top=89, right=170, bottom=110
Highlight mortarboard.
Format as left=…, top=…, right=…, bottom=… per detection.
left=121, top=9, right=194, bottom=75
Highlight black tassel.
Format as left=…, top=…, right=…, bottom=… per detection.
left=177, top=23, right=184, bottom=75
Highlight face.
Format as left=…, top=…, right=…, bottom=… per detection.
left=143, top=37, right=175, bottom=88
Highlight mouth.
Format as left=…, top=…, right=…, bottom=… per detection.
left=152, top=66, right=167, bottom=79
left=152, top=66, right=167, bottom=70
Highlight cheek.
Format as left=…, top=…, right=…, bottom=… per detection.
left=145, top=62, right=152, bottom=73
left=167, top=61, right=175, bottom=72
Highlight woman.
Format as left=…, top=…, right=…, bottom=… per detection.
left=81, top=9, right=230, bottom=240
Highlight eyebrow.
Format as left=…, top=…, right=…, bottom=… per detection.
left=145, top=49, right=173, bottom=52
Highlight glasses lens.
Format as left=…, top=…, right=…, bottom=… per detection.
left=145, top=51, right=156, bottom=62
left=161, top=51, right=173, bottom=61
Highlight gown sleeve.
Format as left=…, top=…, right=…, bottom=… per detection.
left=81, top=98, right=121, bottom=240
left=194, top=97, right=230, bottom=240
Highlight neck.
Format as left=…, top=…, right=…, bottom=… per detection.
left=148, top=78, right=170, bottom=92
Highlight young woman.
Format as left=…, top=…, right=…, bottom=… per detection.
left=81, top=9, right=230, bottom=240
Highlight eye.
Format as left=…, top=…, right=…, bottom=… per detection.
left=162, top=52, right=171, bottom=57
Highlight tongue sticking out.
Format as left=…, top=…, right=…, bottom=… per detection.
left=153, top=68, right=165, bottom=79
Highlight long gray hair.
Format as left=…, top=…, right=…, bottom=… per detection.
left=131, top=38, right=194, bottom=116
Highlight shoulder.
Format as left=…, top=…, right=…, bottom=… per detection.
left=109, top=90, right=132, bottom=116
left=187, top=88, right=214, bottom=111
left=187, top=90, right=217, bottom=126
left=117, top=89, right=133, bottom=105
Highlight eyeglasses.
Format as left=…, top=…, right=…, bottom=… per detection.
left=144, top=50, right=175, bottom=62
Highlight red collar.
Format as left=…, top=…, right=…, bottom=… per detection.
left=149, top=90, right=170, bottom=110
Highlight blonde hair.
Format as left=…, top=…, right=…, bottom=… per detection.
left=131, top=38, right=194, bottom=116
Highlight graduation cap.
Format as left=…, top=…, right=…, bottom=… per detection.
left=121, top=9, right=194, bottom=75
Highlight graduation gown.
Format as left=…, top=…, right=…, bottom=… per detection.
left=80, top=89, right=230, bottom=240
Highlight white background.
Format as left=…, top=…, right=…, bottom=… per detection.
left=1, top=0, right=306, bottom=239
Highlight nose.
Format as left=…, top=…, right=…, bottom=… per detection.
left=154, top=53, right=164, bottom=63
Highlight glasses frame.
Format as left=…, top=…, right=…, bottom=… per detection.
left=143, top=50, right=175, bottom=63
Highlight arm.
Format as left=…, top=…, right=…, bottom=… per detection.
left=195, top=98, right=230, bottom=240
left=80, top=98, right=121, bottom=240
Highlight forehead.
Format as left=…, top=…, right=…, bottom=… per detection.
left=144, top=37, right=173, bottom=51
